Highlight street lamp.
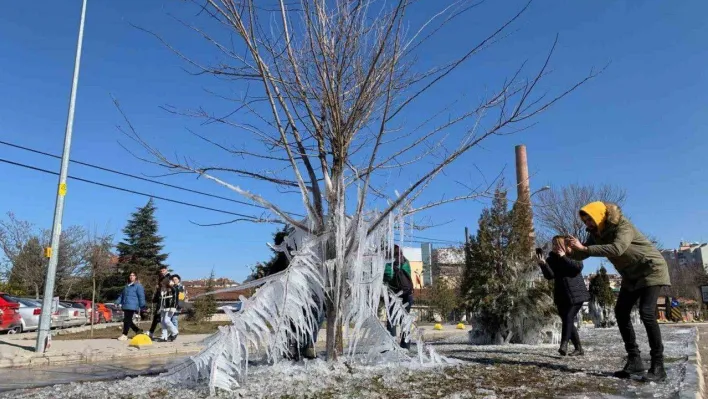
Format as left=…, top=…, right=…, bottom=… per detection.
left=35, top=0, right=88, bottom=354
left=531, top=185, right=551, bottom=198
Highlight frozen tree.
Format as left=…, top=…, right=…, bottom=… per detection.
left=463, top=187, right=555, bottom=344
left=115, top=0, right=596, bottom=391
left=588, top=265, right=616, bottom=328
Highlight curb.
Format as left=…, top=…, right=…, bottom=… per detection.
left=0, top=346, right=202, bottom=370
left=680, top=327, right=703, bottom=399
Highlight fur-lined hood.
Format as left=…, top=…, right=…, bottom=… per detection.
left=605, top=203, right=622, bottom=226
left=580, top=201, right=623, bottom=232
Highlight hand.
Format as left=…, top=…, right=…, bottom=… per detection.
left=535, top=253, right=545, bottom=265
left=568, top=236, right=585, bottom=251
left=557, top=250, right=566, bottom=257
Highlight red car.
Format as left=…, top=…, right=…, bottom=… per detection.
left=0, top=293, right=22, bottom=333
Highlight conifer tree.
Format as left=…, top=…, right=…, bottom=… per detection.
left=463, top=187, right=554, bottom=344
left=191, top=269, right=218, bottom=322
left=111, top=199, right=169, bottom=301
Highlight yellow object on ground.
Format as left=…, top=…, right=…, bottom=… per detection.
left=129, top=334, right=153, bottom=348
left=456, top=323, right=465, bottom=329
left=433, top=323, right=443, bottom=330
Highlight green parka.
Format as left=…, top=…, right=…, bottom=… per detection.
left=572, top=203, right=670, bottom=291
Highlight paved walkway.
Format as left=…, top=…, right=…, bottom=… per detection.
left=0, top=323, right=465, bottom=369
left=0, top=333, right=208, bottom=368
left=697, top=325, right=708, bottom=398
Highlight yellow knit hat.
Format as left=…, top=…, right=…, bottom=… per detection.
left=579, top=201, right=607, bottom=232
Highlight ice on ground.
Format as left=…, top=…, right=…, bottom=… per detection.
left=2, top=325, right=695, bottom=399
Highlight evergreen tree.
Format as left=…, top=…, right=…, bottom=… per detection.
left=191, top=269, right=218, bottom=322
left=247, top=225, right=291, bottom=281
left=430, top=277, right=461, bottom=323
left=109, top=199, right=168, bottom=301
left=589, top=265, right=615, bottom=308
left=463, top=187, right=554, bottom=344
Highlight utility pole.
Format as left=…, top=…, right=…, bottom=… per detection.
left=464, top=227, right=469, bottom=246
left=35, top=0, right=88, bottom=353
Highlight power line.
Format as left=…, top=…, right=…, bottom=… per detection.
left=0, top=139, right=304, bottom=217
left=0, top=157, right=272, bottom=220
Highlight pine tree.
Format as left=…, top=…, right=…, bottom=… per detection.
left=463, top=187, right=554, bottom=344
left=589, top=265, right=615, bottom=308
left=247, top=225, right=291, bottom=281
left=111, top=199, right=169, bottom=301
left=191, top=269, right=218, bottom=322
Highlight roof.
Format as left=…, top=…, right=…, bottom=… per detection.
left=402, top=247, right=422, bottom=262
left=186, top=287, right=253, bottom=302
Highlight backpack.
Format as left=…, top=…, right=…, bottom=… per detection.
left=392, top=265, right=414, bottom=295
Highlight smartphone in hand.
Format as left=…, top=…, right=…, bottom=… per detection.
left=535, top=247, right=543, bottom=256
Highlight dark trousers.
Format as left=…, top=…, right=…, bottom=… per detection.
left=615, top=285, right=664, bottom=361
left=557, top=303, right=583, bottom=348
left=149, top=308, right=161, bottom=334
left=122, top=309, right=141, bottom=335
left=387, top=293, right=413, bottom=349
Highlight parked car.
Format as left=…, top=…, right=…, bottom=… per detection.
left=105, top=304, right=124, bottom=323
left=17, top=298, right=68, bottom=329
left=0, top=293, right=23, bottom=333
left=5, top=297, right=42, bottom=332
left=71, top=300, right=112, bottom=323
left=59, top=301, right=88, bottom=328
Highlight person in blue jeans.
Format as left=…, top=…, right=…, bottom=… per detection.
left=171, top=274, right=186, bottom=329
left=383, top=245, right=414, bottom=349
left=115, top=272, right=146, bottom=341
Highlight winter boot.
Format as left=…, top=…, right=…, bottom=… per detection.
left=303, top=345, right=317, bottom=359
left=558, top=341, right=569, bottom=356
left=643, top=358, right=666, bottom=383
left=568, top=345, right=585, bottom=357
left=613, top=355, right=646, bottom=379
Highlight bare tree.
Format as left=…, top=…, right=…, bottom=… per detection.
left=535, top=184, right=626, bottom=243
left=82, top=232, right=115, bottom=337
left=119, top=0, right=597, bottom=360
left=0, top=212, right=89, bottom=299
left=664, top=256, right=707, bottom=302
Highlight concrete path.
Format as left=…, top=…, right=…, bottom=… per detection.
left=0, top=323, right=466, bottom=369
left=697, top=325, right=708, bottom=398
left=0, top=333, right=208, bottom=368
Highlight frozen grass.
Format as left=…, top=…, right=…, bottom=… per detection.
left=2, top=325, right=695, bottom=399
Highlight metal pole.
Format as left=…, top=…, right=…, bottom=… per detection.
left=35, top=0, right=88, bottom=353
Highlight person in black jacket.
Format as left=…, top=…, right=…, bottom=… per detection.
left=147, top=266, right=171, bottom=339
left=537, top=236, right=590, bottom=356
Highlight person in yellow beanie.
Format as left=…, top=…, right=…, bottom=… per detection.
left=568, top=202, right=670, bottom=383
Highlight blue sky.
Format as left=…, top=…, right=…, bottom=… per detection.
left=1, top=0, right=706, bottom=281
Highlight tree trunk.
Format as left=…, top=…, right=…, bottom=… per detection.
left=325, top=299, right=337, bottom=360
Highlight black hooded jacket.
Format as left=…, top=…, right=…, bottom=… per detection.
left=540, top=252, right=590, bottom=306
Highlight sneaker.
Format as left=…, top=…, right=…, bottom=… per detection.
left=642, top=359, right=666, bottom=383
left=117, top=335, right=128, bottom=341
left=168, top=334, right=178, bottom=342
left=613, top=355, right=646, bottom=379
left=558, top=341, right=568, bottom=356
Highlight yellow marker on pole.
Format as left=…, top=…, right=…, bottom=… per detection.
left=44, top=247, right=52, bottom=258
left=59, top=183, right=67, bottom=197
